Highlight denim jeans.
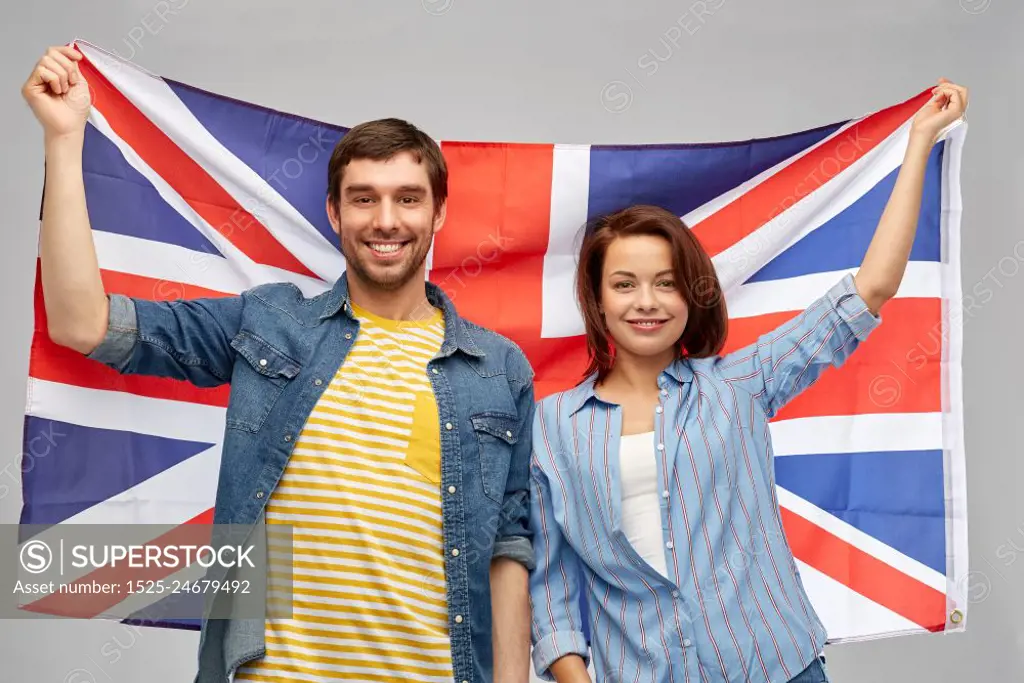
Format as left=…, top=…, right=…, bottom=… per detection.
left=788, top=656, right=829, bottom=683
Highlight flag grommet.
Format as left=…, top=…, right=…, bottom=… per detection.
left=949, top=609, right=963, bottom=625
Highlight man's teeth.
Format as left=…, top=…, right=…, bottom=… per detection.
left=370, top=243, right=402, bottom=253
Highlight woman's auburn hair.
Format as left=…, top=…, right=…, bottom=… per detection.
left=575, top=204, right=729, bottom=383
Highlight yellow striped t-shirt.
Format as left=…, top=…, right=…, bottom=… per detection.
left=234, top=300, right=452, bottom=683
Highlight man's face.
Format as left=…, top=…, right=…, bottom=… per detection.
left=327, top=151, right=445, bottom=292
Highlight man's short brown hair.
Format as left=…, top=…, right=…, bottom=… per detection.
left=326, top=118, right=448, bottom=214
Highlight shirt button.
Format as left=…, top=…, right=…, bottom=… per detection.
left=448, top=486, right=456, bottom=494
left=314, top=378, right=323, bottom=386
left=683, top=638, right=692, bottom=647
left=662, top=490, right=669, bottom=498
left=451, top=548, right=460, bottom=556
left=657, top=443, right=665, bottom=451
left=506, top=430, right=513, bottom=438
left=255, top=491, right=264, bottom=499
left=666, top=542, right=674, bottom=549
left=455, top=615, right=463, bottom=623
left=284, top=434, right=292, bottom=442
left=344, top=333, right=352, bottom=340
left=671, top=590, right=679, bottom=598
left=655, top=406, right=663, bottom=414
left=445, top=423, right=453, bottom=430
left=432, top=368, right=439, bottom=374
left=258, top=359, right=267, bottom=367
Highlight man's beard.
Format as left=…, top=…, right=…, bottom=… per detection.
left=341, top=233, right=431, bottom=292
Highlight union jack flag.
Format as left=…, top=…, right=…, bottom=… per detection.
left=19, top=39, right=969, bottom=645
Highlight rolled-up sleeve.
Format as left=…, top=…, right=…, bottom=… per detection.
left=717, top=272, right=882, bottom=418
left=83, top=292, right=246, bottom=388
left=532, top=630, right=589, bottom=681
left=825, top=271, right=883, bottom=341
left=85, top=294, right=140, bottom=370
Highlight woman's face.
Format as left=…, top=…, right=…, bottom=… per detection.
left=599, top=234, right=689, bottom=362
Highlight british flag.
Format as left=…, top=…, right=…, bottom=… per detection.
left=19, top=39, right=968, bottom=644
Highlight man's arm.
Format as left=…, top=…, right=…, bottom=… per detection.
left=490, top=349, right=537, bottom=682
left=24, top=45, right=244, bottom=386
left=86, top=293, right=245, bottom=387
left=490, top=349, right=537, bottom=569
left=491, top=556, right=531, bottom=683
left=24, top=46, right=110, bottom=353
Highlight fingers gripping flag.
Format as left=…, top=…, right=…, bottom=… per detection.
left=20, top=39, right=968, bottom=644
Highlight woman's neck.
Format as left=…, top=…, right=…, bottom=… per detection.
left=600, top=348, right=677, bottom=394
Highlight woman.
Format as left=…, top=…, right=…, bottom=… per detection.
left=528, top=80, right=968, bottom=683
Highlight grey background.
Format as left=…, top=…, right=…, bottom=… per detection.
left=1, top=1, right=1020, bottom=681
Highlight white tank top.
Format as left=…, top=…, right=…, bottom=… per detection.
left=618, top=431, right=669, bottom=579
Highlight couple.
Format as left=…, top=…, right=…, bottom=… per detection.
left=23, top=46, right=967, bottom=683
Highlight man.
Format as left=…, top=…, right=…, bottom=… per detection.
left=22, top=45, right=535, bottom=683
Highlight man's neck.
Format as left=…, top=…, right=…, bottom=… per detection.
left=346, top=272, right=435, bottom=322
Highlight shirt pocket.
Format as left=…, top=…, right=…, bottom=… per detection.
left=227, top=331, right=302, bottom=433
left=470, top=411, right=519, bottom=505
left=404, top=390, right=442, bottom=484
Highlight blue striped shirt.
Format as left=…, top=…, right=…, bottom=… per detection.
left=528, top=273, right=881, bottom=683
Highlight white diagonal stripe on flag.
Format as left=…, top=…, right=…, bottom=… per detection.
left=777, top=487, right=946, bottom=593
left=86, top=106, right=328, bottom=297
left=794, top=561, right=922, bottom=641
left=708, top=120, right=913, bottom=295
left=80, top=41, right=345, bottom=284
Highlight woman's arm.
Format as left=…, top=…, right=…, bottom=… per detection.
left=715, top=79, right=969, bottom=417
left=529, top=457, right=591, bottom=681
left=854, top=79, right=969, bottom=314
left=528, top=403, right=592, bottom=681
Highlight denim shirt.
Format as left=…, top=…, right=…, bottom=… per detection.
left=85, top=273, right=537, bottom=683
left=528, top=273, right=880, bottom=683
